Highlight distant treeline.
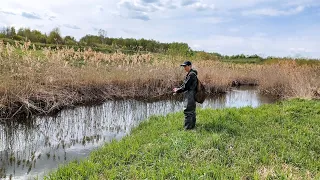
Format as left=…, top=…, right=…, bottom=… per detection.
left=0, top=26, right=274, bottom=61
left=0, top=26, right=195, bottom=55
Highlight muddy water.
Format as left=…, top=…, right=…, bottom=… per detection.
left=0, top=86, right=277, bottom=180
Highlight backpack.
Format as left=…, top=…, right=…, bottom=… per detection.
left=190, top=71, right=207, bottom=103
left=195, top=78, right=207, bottom=103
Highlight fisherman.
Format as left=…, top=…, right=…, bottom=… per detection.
left=173, top=61, right=198, bottom=130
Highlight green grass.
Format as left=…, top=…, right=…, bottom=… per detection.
left=13, top=48, right=46, bottom=58
left=263, top=58, right=320, bottom=66
left=45, top=99, right=320, bottom=179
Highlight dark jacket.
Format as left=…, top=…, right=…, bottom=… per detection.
left=176, top=69, right=198, bottom=94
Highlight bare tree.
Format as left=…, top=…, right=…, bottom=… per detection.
left=98, top=29, right=107, bottom=44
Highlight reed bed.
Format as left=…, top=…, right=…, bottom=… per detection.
left=0, top=41, right=319, bottom=118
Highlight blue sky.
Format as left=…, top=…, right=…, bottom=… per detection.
left=1, top=0, right=320, bottom=58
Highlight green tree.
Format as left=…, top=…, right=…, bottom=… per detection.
left=168, top=42, right=193, bottom=57
left=0, top=26, right=17, bottom=38
left=64, top=36, right=77, bottom=45
left=47, top=28, right=63, bottom=44
left=79, top=35, right=101, bottom=46
left=10, top=27, right=16, bottom=37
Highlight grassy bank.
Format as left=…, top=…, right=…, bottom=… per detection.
left=44, top=99, right=320, bottom=179
left=0, top=42, right=319, bottom=119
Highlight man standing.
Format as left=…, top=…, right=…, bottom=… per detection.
left=173, top=61, right=198, bottom=130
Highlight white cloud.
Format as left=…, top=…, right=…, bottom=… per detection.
left=97, top=5, right=104, bottom=12
left=242, top=5, right=305, bottom=16
left=188, top=34, right=320, bottom=58
left=181, top=0, right=198, bottom=6
left=228, top=28, right=240, bottom=32
left=200, top=0, right=272, bottom=10
left=192, top=44, right=201, bottom=49
left=127, top=11, right=151, bottom=21
left=1, top=0, right=320, bottom=58
left=21, top=12, right=42, bottom=19
left=196, top=17, right=231, bottom=24
left=289, top=47, right=311, bottom=53
left=63, top=24, right=81, bottom=30
left=117, top=0, right=216, bottom=20
left=0, top=9, right=17, bottom=15
left=118, top=0, right=160, bottom=12
left=0, top=8, right=21, bottom=16
left=284, top=0, right=320, bottom=7
left=117, top=0, right=163, bottom=20
left=0, top=8, right=60, bottom=21
left=189, top=2, right=215, bottom=11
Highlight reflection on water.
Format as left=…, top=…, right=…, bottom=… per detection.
left=201, top=86, right=275, bottom=109
left=0, top=87, right=276, bottom=179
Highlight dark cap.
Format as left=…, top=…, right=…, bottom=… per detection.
left=180, top=61, right=192, bottom=66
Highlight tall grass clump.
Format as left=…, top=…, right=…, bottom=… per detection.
left=194, top=60, right=319, bottom=99
left=255, top=60, right=320, bottom=99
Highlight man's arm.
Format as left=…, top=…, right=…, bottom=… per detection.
left=175, top=72, right=197, bottom=93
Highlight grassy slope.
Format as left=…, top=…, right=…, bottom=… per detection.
left=45, top=99, right=320, bottom=179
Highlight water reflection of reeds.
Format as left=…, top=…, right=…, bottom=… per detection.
left=0, top=87, right=276, bottom=179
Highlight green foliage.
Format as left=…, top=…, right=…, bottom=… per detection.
left=45, top=99, right=320, bottom=179
left=221, top=58, right=264, bottom=64
left=12, top=35, right=24, bottom=41
left=168, top=42, right=193, bottom=57
left=1, top=26, right=319, bottom=62
left=64, top=36, right=77, bottom=45
left=295, top=59, right=320, bottom=66
left=218, top=53, right=265, bottom=64
left=0, top=26, right=176, bottom=53
left=47, top=28, right=63, bottom=44
left=194, top=51, right=221, bottom=60
left=12, top=27, right=47, bottom=42
left=79, top=35, right=102, bottom=46
left=0, top=27, right=16, bottom=38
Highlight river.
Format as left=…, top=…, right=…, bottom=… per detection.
left=0, top=86, right=277, bottom=180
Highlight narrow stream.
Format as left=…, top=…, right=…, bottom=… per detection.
left=0, top=86, right=277, bottom=180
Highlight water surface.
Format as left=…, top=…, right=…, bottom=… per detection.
left=0, top=86, right=276, bottom=179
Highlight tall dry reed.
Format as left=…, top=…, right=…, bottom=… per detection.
left=0, top=40, right=319, bottom=118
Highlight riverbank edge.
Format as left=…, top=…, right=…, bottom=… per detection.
left=0, top=81, right=231, bottom=120
left=44, top=98, right=320, bottom=179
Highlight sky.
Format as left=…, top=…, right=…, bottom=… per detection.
left=1, top=0, right=320, bottom=58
